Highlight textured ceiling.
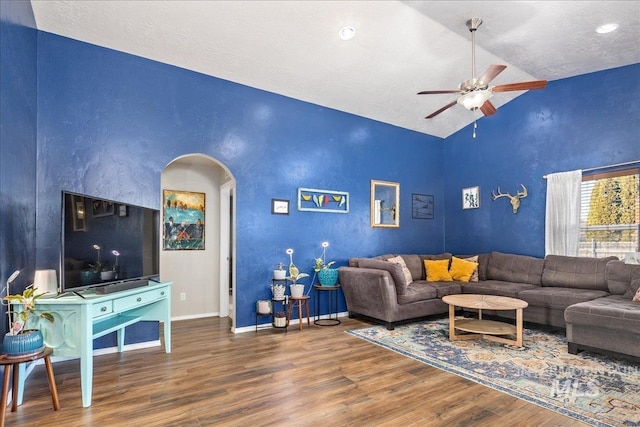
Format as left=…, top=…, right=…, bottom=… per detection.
left=30, top=1, right=640, bottom=138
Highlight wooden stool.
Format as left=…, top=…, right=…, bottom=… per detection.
left=0, top=347, right=59, bottom=427
left=287, top=296, right=311, bottom=330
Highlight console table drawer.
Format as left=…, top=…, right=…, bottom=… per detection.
left=113, top=289, right=164, bottom=312
left=92, top=301, right=113, bottom=318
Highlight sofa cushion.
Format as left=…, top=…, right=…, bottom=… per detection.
left=358, top=258, right=408, bottom=295
left=427, top=281, right=463, bottom=298
left=424, top=259, right=453, bottom=282
left=460, top=255, right=479, bottom=281
left=449, top=256, right=479, bottom=282
left=396, top=255, right=423, bottom=281
left=486, top=252, right=544, bottom=285
left=564, top=295, right=640, bottom=333
left=460, top=280, right=536, bottom=298
left=517, top=287, right=609, bottom=310
left=397, top=281, right=438, bottom=304
left=606, top=261, right=640, bottom=295
left=542, top=255, right=617, bottom=291
left=418, top=253, right=453, bottom=279
left=387, top=256, right=413, bottom=285
left=625, top=277, right=640, bottom=300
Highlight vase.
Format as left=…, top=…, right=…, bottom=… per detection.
left=80, top=271, right=99, bottom=285
left=318, top=268, right=339, bottom=286
left=290, top=284, right=305, bottom=298
left=271, top=284, right=286, bottom=300
left=2, top=330, right=44, bottom=357
left=101, top=270, right=115, bottom=281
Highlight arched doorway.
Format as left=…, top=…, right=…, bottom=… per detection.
left=160, top=154, right=236, bottom=328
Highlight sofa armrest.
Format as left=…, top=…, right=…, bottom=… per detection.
left=339, top=267, right=398, bottom=319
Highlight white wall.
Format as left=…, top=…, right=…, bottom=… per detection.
left=160, top=155, right=228, bottom=319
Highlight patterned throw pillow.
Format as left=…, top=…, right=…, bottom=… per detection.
left=424, top=259, right=453, bottom=282
left=449, top=256, right=479, bottom=282
left=461, top=255, right=479, bottom=282
left=387, top=256, right=413, bottom=285
left=634, top=287, right=640, bottom=302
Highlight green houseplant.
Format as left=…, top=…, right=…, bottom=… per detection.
left=3, top=281, right=54, bottom=357
left=314, top=241, right=338, bottom=286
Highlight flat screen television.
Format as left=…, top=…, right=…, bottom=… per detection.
left=61, top=191, right=160, bottom=293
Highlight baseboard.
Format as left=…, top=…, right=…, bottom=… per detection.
left=236, top=311, right=350, bottom=334
left=171, top=312, right=219, bottom=321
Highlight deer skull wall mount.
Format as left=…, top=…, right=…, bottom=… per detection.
left=492, top=184, right=527, bottom=213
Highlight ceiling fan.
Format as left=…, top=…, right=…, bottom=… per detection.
left=417, top=18, right=548, bottom=122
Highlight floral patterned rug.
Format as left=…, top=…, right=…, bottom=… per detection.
left=347, top=318, right=640, bottom=427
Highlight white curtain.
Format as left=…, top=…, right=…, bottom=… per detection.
left=545, top=169, right=582, bottom=256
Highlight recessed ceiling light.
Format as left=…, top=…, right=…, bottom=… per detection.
left=339, top=26, right=356, bottom=41
left=596, top=23, right=619, bottom=34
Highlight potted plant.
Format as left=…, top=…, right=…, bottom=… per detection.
left=314, top=241, right=338, bottom=286
left=273, top=262, right=286, bottom=280
left=287, top=272, right=309, bottom=298
left=285, top=248, right=309, bottom=297
left=3, top=281, right=54, bottom=357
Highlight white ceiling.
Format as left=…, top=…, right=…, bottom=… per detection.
left=30, top=1, right=640, bottom=139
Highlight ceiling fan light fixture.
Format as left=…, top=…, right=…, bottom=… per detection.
left=595, top=23, right=618, bottom=34
left=338, top=26, right=356, bottom=41
left=457, top=89, right=492, bottom=110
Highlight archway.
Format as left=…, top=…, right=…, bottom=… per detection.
left=160, top=154, right=236, bottom=328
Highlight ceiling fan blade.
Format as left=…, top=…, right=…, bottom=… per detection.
left=417, top=90, right=462, bottom=95
left=480, top=100, right=497, bottom=117
left=492, top=80, right=548, bottom=92
left=478, top=65, right=507, bottom=85
left=425, top=100, right=458, bottom=119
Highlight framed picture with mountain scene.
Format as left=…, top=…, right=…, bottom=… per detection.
left=163, top=189, right=205, bottom=250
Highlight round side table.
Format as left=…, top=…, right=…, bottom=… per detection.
left=0, top=347, right=59, bottom=427
left=314, top=284, right=341, bottom=326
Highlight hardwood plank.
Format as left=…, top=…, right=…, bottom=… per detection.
left=6, top=317, right=588, bottom=426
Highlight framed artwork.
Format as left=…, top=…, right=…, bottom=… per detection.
left=72, top=195, right=86, bottom=231
left=91, top=199, right=115, bottom=217
left=462, top=186, right=480, bottom=209
left=298, top=188, right=349, bottom=213
left=163, top=189, right=205, bottom=250
left=412, top=193, right=434, bottom=219
left=271, top=199, right=289, bottom=215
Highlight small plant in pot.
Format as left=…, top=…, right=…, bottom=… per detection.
left=285, top=248, right=309, bottom=297
left=3, top=279, right=54, bottom=357
left=273, top=262, right=286, bottom=280
left=314, top=241, right=338, bottom=286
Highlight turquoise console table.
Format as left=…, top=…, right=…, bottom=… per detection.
left=18, top=281, right=171, bottom=407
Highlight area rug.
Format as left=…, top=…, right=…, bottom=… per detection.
left=346, top=319, right=640, bottom=427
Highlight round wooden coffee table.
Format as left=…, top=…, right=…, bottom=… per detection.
left=442, top=294, right=528, bottom=348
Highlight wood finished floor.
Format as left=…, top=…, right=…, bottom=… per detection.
left=8, top=316, right=589, bottom=427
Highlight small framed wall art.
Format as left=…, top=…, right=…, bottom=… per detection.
left=412, top=193, right=434, bottom=219
left=298, top=188, right=349, bottom=213
left=271, top=199, right=290, bottom=215
left=462, top=186, right=480, bottom=209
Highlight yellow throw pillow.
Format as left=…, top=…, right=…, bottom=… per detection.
left=387, top=256, right=413, bottom=285
left=458, top=255, right=480, bottom=282
left=450, top=256, right=479, bottom=282
left=424, top=259, right=453, bottom=282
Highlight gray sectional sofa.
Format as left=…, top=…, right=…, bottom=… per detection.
left=339, top=251, right=640, bottom=358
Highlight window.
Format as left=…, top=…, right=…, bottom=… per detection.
left=579, top=168, right=639, bottom=259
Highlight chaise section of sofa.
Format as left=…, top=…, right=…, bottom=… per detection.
left=565, top=261, right=640, bottom=358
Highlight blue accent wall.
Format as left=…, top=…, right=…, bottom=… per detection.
left=0, top=1, right=38, bottom=333
left=443, top=64, right=640, bottom=258
left=2, top=16, right=638, bottom=334
left=35, top=32, right=444, bottom=329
